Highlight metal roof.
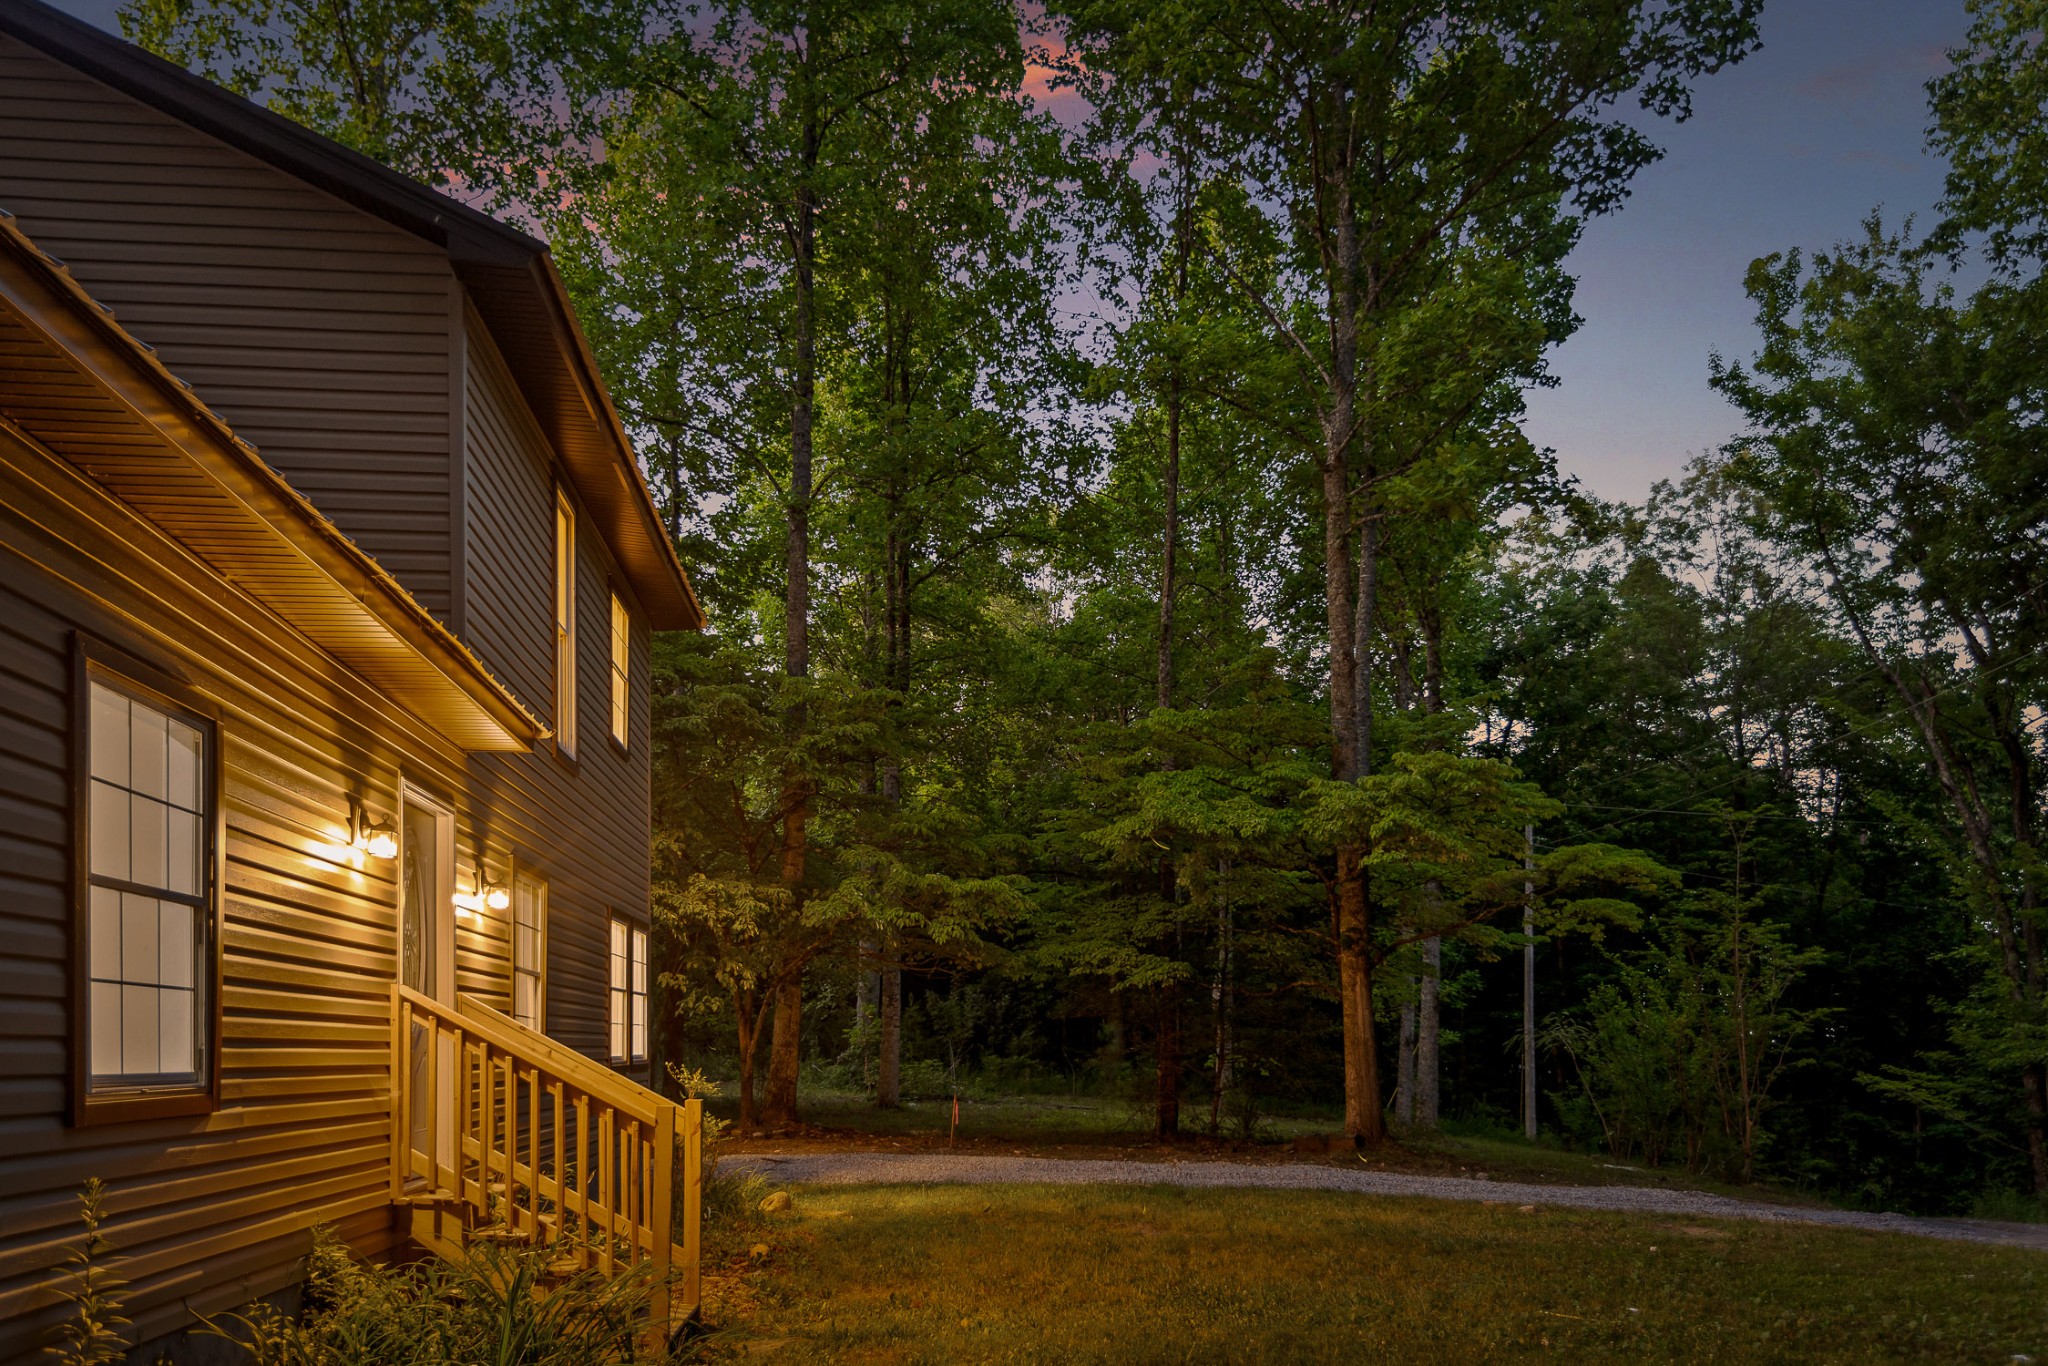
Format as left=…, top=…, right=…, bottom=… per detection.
left=0, top=0, right=705, bottom=631
left=0, top=209, right=547, bottom=751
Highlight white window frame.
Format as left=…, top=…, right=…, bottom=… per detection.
left=609, top=591, right=630, bottom=750
left=554, top=489, right=577, bottom=758
left=511, top=874, right=546, bottom=1031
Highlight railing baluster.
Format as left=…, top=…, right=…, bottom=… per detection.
left=573, top=1091, right=591, bottom=1267
left=524, top=1065, right=541, bottom=1241
left=549, top=1078, right=566, bottom=1246
left=598, top=1106, right=616, bottom=1276
left=456, top=1035, right=474, bottom=1207
left=618, top=1130, right=634, bottom=1269
left=682, top=1099, right=701, bottom=1316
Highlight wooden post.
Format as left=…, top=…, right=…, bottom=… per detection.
left=682, top=1098, right=702, bottom=1318
left=651, top=1100, right=676, bottom=1339
left=388, top=985, right=407, bottom=1201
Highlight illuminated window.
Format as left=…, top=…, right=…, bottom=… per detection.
left=84, top=674, right=212, bottom=1100
left=512, top=876, right=545, bottom=1030
left=609, top=917, right=647, bottom=1063
left=609, top=592, right=629, bottom=749
left=554, top=490, right=577, bottom=758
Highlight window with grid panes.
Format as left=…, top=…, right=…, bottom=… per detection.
left=608, top=917, right=647, bottom=1063
left=85, top=678, right=211, bottom=1094
left=512, top=876, right=545, bottom=1030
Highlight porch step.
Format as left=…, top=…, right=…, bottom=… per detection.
left=396, top=1189, right=463, bottom=1208
left=467, top=1223, right=535, bottom=1248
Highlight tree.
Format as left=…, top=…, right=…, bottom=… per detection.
left=1713, top=225, right=2048, bottom=1192
left=121, top=0, right=645, bottom=203
left=1059, top=0, right=1763, bottom=1138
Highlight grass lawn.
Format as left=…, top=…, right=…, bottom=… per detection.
left=696, top=1184, right=2048, bottom=1363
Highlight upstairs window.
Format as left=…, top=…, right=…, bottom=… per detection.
left=512, top=876, right=545, bottom=1031
left=609, top=917, right=647, bottom=1064
left=81, top=662, right=215, bottom=1119
left=609, top=592, right=630, bottom=750
left=554, top=490, right=577, bottom=758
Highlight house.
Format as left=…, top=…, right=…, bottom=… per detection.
left=0, top=1, right=704, bottom=1355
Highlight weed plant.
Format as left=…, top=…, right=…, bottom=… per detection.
left=47, top=1178, right=129, bottom=1366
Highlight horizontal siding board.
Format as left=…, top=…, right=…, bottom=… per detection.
left=0, top=34, right=455, bottom=617
left=0, top=37, right=668, bottom=1356
left=460, top=306, right=652, bottom=1063
left=0, top=428, right=471, bottom=1358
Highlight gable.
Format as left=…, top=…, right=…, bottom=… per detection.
left=0, top=31, right=460, bottom=619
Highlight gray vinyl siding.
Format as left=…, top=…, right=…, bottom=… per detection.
left=0, top=34, right=457, bottom=618
left=0, top=423, right=518, bottom=1357
left=462, top=307, right=652, bottom=1071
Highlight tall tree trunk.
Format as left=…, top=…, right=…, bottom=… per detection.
left=769, top=117, right=820, bottom=1131
left=1523, top=824, right=1537, bottom=1140
left=1102, top=990, right=1126, bottom=1068
left=1320, top=163, right=1384, bottom=1141
left=1209, top=879, right=1232, bottom=1136
left=763, top=976, right=802, bottom=1126
left=1411, top=614, right=1447, bottom=1130
left=733, top=990, right=771, bottom=1131
left=878, top=942, right=902, bottom=1108
left=1416, top=935, right=1441, bottom=1129
left=1155, top=979, right=1181, bottom=1141
left=1395, top=999, right=1416, bottom=1126
left=1159, top=380, right=1180, bottom=714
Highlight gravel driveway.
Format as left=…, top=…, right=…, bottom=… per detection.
left=726, top=1151, right=2048, bottom=1252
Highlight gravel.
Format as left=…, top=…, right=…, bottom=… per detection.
left=725, top=1151, right=2048, bottom=1252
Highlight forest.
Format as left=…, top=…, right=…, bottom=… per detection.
left=126, top=0, right=2048, bottom=1217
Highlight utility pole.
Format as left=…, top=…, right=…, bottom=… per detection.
left=1522, top=823, right=1537, bottom=1139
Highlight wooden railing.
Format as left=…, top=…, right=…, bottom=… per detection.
left=388, top=985, right=702, bottom=1328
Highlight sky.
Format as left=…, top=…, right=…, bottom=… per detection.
left=49, top=0, right=1973, bottom=504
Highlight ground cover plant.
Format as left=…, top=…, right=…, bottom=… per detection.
left=703, top=1184, right=2048, bottom=1363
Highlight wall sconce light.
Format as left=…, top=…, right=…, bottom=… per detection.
left=349, top=802, right=398, bottom=861
left=456, top=859, right=508, bottom=919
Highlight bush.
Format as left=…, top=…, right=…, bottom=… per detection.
left=203, top=1229, right=658, bottom=1366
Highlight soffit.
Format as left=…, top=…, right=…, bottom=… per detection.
left=0, top=212, right=543, bottom=752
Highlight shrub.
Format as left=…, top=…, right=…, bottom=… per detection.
left=203, top=1229, right=657, bottom=1366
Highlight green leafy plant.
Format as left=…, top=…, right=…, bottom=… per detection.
left=202, top=1228, right=655, bottom=1366
left=47, top=1178, right=130, bottom=1366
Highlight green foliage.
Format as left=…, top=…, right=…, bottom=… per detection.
left=119, top=0, right=645, bottom=202
left=121, top=0, right=2048, bottom=1208
left=46, top=1179, right=129, bottom=1366
left=1547, top=897, right=1826, bottom=1178
left=201, top=1228, right=656, bottom=1366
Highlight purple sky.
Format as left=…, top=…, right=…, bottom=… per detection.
left=51, top=0, right=1972, bottom=503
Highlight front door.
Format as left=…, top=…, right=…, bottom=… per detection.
left=399, top=786, right=454, bottom=1179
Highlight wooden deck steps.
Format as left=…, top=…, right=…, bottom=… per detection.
left=388, top=986, right=704, bottom=1332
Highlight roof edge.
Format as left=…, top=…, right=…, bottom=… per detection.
left=0, top=208, right=548, bottom=748
left=0, top=0, right=703, bottom=630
